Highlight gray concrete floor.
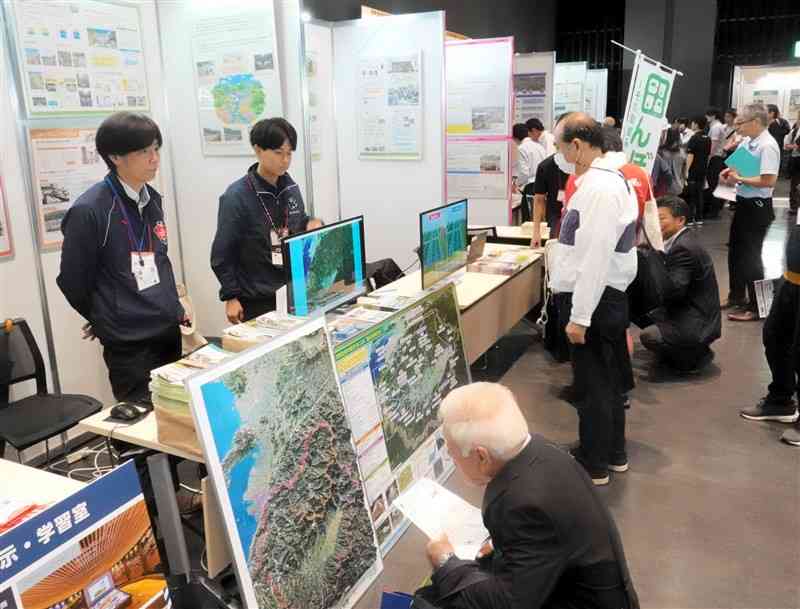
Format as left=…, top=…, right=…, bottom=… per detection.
left=354, top=196, right=800, bottom=609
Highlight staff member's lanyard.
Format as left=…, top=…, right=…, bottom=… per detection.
left=105, top=176, right=152, bottom=266
left=246, top=173, right=289, bottom=239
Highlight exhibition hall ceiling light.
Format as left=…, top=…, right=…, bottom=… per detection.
left=302, top=10, right=312, bottom=22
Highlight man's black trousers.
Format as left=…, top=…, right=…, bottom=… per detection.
left=728, top=196, right=774, bottom=310
left=558, top=288, right=630, bottom=471
left=102, top=325, right=182, bottom=402
left=764, top=279, right=800, bottom=403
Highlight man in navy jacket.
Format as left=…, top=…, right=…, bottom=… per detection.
left=57, top=112, right=184, bottom=402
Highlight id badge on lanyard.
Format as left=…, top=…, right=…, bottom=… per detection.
left=131, top=252, right=160, bottom=291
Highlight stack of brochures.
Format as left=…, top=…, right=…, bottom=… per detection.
left=222, top=311, right=308, bottom=341
left=467, top=246, right=536, bottom=276
left=149, top=344, right=232, bottom=407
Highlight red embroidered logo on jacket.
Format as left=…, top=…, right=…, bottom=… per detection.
left=153, top=221, right=168, bottom=244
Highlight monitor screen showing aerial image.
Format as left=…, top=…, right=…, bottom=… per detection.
left=284, top=217, right=366, bottom=317
left=187, top=320, right=380, bottom=609
left=420, top=199, right=468, bottom=289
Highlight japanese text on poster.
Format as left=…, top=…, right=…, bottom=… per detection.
left=191, top=5, right=283, bottom=156
left=14, top=0, right=149, bottom=116
left=357, top=53, right=423, bottom=160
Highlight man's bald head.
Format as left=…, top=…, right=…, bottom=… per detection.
left=440, top=383, right=529, bottom=460
left=559, top=113, right=605, bottom=149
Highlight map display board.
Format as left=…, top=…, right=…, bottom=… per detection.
left=420, top=200, right=468, bottom=289
left=333, top=284, right=469, bottom=554
left=0, top=462, right=170, bottom=609
left=28, top=128, right=106, bottom=250
left=191, top=4, right=283, bottom=156
left=357, top=52, right=423, bottom=160
left=12, top=0, right=149, bottom=116
left=447, top=139, right=509, bottom=201
left=283, top=216, right=367, bottom=317
left=186, top=318, right=381, bottom=609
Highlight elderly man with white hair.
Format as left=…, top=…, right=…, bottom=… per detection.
left=420, top=383, right=638, bottom=609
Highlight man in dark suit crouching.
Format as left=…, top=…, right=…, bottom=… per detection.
left=422, top=382, right=638, bottom=609
left=640, top=195, right=722, bottom=372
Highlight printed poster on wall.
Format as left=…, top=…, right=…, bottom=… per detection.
left=306, top=50, right=323, bottom=161
left=447, top=139, right=509, bottom=200
left=789, top=89, right=800, bottom=116
left=13, top=0, right=149, bottom=116
left=0, top=178, right=12, bottom=259
left=29, top=128, right=106, bottom=250
left=553, top=62, right=587, bottom=116
left=446, top=40, right=512, bottom=136
left=751, top=89, right=779, bottom=108
left=191, top=5, right=283, bottom=156
left=357, top=53, right=423, bottom=160
left=513, top=72, right=547, bottom=125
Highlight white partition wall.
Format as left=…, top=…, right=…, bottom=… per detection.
left=513, top=51, right=556, bottom=129
left=446, top=38, right=514, bottom=226
left=1, top=0, right=184, bottom=415
left=554, top=61, right=588, bottom=116
left=332, top=12, right=445, bottom=268
left=157, top=0, right=310, bottom=337
left=304, top=21, right=340, bottom=224
left=585, top=68, right=609, bottom=121
left=732, top=65, right=800, bottom=119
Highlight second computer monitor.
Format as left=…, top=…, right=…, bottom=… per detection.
left=419, top=199, right=468, bottom=290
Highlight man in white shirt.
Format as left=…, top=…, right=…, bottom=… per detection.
left=513, top=122, right=547, bottom=222
left=706, top=107, right=727, bottom=158
left=550, top=113, right=639, bottom=486
left=720, top=103, right=780, bottom=321
left=526, top=117, right=557, bottom=156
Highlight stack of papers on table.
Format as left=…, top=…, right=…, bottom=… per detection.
left=223, top=311, right=308, bottom=341
left=328, top=305, right=394, bottom=344
left=357, top=293, right=421, bottom=311
left=393, top=478, right=489, bottom=560
left=150, top=344, right=233, bottom=406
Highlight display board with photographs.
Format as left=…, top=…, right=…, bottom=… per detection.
left=190, top=3, right=283, bottom=156
left=12, top=0, right=149, bottom=116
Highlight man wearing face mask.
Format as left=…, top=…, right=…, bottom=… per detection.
left=549, top=114, right=639, bottom=486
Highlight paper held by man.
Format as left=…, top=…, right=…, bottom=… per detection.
left=393, top=477, right=489, bottom=559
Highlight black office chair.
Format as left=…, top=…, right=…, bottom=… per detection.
left=0, top=318, right=102, bottom=467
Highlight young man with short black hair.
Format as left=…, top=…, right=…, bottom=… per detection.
left=211, top=117, right=308, bottom=324
left=58, top=112, right=185, bottom=402
left=514, top=122, right=546, bottom=222
left=685, top=116, right=711, bottom=225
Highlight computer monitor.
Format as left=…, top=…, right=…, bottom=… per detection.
left=282, top=216, right=367, bottom=317
left=419, top=199, right=468, bottom=289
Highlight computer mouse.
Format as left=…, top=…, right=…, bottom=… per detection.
left=110, top=402, right=143, bottom=421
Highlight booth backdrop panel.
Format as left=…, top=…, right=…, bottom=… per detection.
left=158, top=0, right=310, bottom=337
left=0, top=1, right=185, bottom=452
left=586, top=68, right=609, bottom=121
left=305, top=21, right=340, bottom=224
left=0, top=16, right=53, bottom=407
left=333, top=12, right=445, bottom=269
left=513, top=51, right=555, bottom=130
left=554, top=61, right=588, bottom=117
left=446, top=38, right=514, bottom=227
left=733, top=65, right=800, bottom=120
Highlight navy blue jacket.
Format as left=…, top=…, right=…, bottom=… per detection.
left=210, top=164, right=307, bottom=302
left=57, top=174, right=184, bottom=344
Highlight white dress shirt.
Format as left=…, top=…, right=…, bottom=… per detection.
left=119, top=178, right=151, bottom=215
left=516, top=137, right=547, bottom=187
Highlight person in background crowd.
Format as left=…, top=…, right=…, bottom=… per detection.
left=420, top=383, right=639, bottom=609
left=685, top=116, right=712, bottom=225
left=640, top=195, right=721, bottom=373
left=58, top=112, right=185, bottom=403
left=531, top=127, right=570, bottom=247
left=721, top=103, right=780, bottom=322
left=549, top=113, right=638, bottom=485
left=704, top=107, right=727, bottom=213
left=723, top=108, right=738, bottom=141
left=513, top=122, right=546, bottom=223
left=603, top=116, right=617, bottom=128
left=786, top=110, right=800, bottom=216
left=211, top=118, right=308, bottom=325
left=527, top=117, right=557, bottom=156
left=740, top=220, right=800, bottom=446
left=677, top=117, right=694, bottom=148
left=652, top=127, right=684, bottom=198
left=767, top=104, right=791, bottom=177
